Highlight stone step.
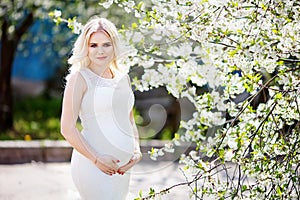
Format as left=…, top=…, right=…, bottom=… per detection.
left=0, top=140, right=196, bottom=164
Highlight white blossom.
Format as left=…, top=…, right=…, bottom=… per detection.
left=228, top=137, right=238, bottom=150
left=189, top=150, right=200, bottom=160
left=99, top=0, right=113, bottom=9
left=95, top=1, right=300, bottom=199
left=164, top=143, right=175, bottom=153
left=53, top=9, right=62, bottom=18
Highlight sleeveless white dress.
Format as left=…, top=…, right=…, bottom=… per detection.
left=71, top=68, right=136, bottom=200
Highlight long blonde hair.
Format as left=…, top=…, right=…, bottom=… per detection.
left=67, top=16, right=121, bottom=76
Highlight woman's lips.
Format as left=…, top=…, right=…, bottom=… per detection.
left=97, top=56, right=107, bottom=60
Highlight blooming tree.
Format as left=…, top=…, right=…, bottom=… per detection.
left=0, top=0, right=130, bottom=132
left=54, top=0, right=300, bottom=199
left=0, top=0, right=99, bottom=132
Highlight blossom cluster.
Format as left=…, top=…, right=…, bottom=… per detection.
left=104, top=0, right=300, bottom=199
left=52, top=0, right=300, bottom=198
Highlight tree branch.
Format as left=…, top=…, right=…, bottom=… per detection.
left=140, top=163, right=224, bottom=199
left=14, top=12, right=34, bottom=43
left=216, top=65, right=300, bottom=151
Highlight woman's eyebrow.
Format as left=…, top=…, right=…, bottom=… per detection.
left=89, top=41, right=112, bottom=44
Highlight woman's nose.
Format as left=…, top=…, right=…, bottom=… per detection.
left=97, top=46, right=104, bottom=54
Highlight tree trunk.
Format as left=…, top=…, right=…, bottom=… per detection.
left=0, top=19, right=14, bottom=131
left=0, top=13, right=34, bottom=132
left=0, top=47, right=14, bottom=131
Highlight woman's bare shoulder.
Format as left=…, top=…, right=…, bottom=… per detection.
left=65, top=71, right=87, bottom=91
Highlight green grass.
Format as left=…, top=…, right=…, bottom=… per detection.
left=0, top=95, right=174, bottom=140
left=0, top=96, right=64, bottom=140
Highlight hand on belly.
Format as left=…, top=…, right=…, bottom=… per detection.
left=117, top=153, right=142, bottom=175
left=95, top=154, right=120, bottom=176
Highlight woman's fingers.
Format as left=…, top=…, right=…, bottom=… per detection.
left=104, top=168, right=117, bottom=175
left=96, top=154, right=140, bottom=175
left=108, top=157, right=120, bottom=170
left=111, top=162, right=120, bottom=170
left=117, top=159, right=136, bottom=174
left=98, top=155, right=120, bottom=171
left=112, top=158, right=120, bottom=164
left=107, top=170, right=115, bottom=175
left=95, top=160, right=119, bottom=175
left=108, top=163, right=117, bottom=171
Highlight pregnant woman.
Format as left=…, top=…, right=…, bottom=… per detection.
left=60, top=16, right=142, bottom=200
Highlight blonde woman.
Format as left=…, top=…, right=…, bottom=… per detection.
left=60, top=16, right=142, bottom=199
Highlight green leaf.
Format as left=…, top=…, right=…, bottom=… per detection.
left=218, top=149, right=225, bottom=159
left=132, top=22, right=138, bottom=29
left=48, top=12, right=55, bottom=17
left=277, top=60, right=284, bottom=66
left=149, top=187, right=155, bottom=197
left=183, top=165, right=189, bottom=170
left=274, top=92, right=282, bottom=100
left=272, top=29, right=279, bottom=34
left=261, top=3, right=267, bottom=11
left=276, top=186, right=282, bottom=196
left=150, top=147, right=155, bottom=156
left=228, top=65, right=239, bottom=72
left=165, top=61, right=175, bottom=68
left=177, top=12, right=183, bottom=20
left=174, top=133, right=180, bottom=140
left=228, top=49, right=238, bottom=57
left=231, top=1, right=238, bottom=7
left=242, top=185, right=247, bottom=192
left=136, top=1, right=144, bottom=10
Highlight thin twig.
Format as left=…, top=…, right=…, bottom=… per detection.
left=141, top=163, right=224, bottom=199
left=179, top=168, right=202, bottom=199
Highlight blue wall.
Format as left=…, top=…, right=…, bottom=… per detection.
left=11, top=19, right=73, bottom=81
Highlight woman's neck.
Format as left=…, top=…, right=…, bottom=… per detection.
left=88, top=65, right=114, bottom=78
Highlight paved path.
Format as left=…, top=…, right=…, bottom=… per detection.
left=0, top=160, right=191, bottom=200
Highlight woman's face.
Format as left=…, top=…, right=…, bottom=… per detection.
left=88, top=31, right=114, bottom=70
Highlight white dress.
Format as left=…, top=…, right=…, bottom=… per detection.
left=71, top=68, right=136, bottom=200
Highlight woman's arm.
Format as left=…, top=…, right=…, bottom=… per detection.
left=61, top=72, right=119, bottom=175
left=130, top=110, right=142, bottom=158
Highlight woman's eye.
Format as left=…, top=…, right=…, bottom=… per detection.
left=103, top=43, right=112, bottom=47
left=90, top=44, right=97, bottom=48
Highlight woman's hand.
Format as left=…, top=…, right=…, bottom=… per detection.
left=95, top=154, right=120, bottom=176
left=117, top=152, right=142, bottom=175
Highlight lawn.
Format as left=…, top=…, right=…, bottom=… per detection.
left=0, top=95, right=173, bottom=141
left=0, top=96, right=64, bottom=140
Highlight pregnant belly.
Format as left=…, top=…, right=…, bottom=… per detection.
left=82, top=124, right=135, bottom=166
